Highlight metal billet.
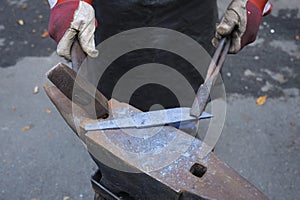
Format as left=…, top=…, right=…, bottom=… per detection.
left=84, top=107, right=213, bottom=131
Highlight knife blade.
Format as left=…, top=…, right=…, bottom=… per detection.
left=84, top=107, right=212, bottom=131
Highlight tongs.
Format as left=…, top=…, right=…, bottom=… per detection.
left=190, top=37, right=231, bottom=117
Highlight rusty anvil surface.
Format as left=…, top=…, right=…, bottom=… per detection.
left=44, top=83, right=267, bottom=200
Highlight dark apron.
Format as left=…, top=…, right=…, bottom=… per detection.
left=92, top=0, right=218, bottom=111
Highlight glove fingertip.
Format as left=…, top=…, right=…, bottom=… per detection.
left=211, top=37, right=219, bottom=48
left=229, top=37, right=241, bottom=54
left=57, top=49, right=72, bottom=61
left=228, top=47, right=238, bottom=54
left=217, top=10, right=239, bottom=36
left=57, top=29, right=76, bottom=61
left=81, top=44, right=99, bottom=58
left=216, top=23, right=234, bottom=36
left=88, top=49, right=99, bottom=58
left=215, top=31, right=222, bottom=40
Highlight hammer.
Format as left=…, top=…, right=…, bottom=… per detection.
left=46, top=38, right=109, bottom=119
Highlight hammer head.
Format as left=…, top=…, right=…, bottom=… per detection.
left=46, top=63, right=109, bottom=119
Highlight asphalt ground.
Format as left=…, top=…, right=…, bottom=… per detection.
left=0, top=0, right=299, bottom=199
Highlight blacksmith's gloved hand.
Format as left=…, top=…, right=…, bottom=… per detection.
left=212, top=0, right=272, bottom=53
left=48, top=0, right=98, bottom=60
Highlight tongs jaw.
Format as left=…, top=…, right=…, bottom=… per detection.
left=190, top=37, right=231, bottom=117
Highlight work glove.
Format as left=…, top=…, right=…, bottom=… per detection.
left=212, top=0, right=272, bottom=53
left=48, top=0, right=98, bottom=60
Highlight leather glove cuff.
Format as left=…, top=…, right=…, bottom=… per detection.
left=49, top=1, right=80, bottom=44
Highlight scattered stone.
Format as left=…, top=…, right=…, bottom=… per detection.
left=244, top=69, right=256, bottom=77
left=261, top=81, right=273, bottom=92
left=278, top=96, right=286, bottom=101
left=272, top=73, right=287, bottom=84
left=17, top=19, right=24, bottom=26
left=0, top=38, right=5, bottom=46
left=256, top=95, right=268, bottom=106
left=63, top=196, right=70, bottom=200
left=1, top=127, right=9, bottom=131
left=22, top=125, right=31, bottom=132
left=41, top=31, right=49, bottom=38
left=45, top=108, right=52, bottom=114
left=11, top=106, right=16, bottom=112
left=256, top=77, right=263, bottom=82
left=269, top=40, right=300, bottom=57
left=283, top=88, right=299, bottom=97
left=33, top=86, right=39, bottom=94
left=281, top=66, right=295, bottom=77
left=263, top=69, right=287, bottom=84
left=8, top=0, right=28, bottom=6
left=21, top=4, right=27, bottom=10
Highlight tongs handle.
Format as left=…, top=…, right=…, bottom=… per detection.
left=205, top=37, right=231, bottom=81
left=190, top=37, right=231, bottom=117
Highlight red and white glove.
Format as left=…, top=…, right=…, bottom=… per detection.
left=48, top=0, right=98, bottom=60
left=212, top=0, right=272, bottom=53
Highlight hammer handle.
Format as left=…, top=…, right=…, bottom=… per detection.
left=71, top=38, right=86, bottom=72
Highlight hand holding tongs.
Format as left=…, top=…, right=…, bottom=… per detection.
left=190, top=37, right=231, bottom=117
